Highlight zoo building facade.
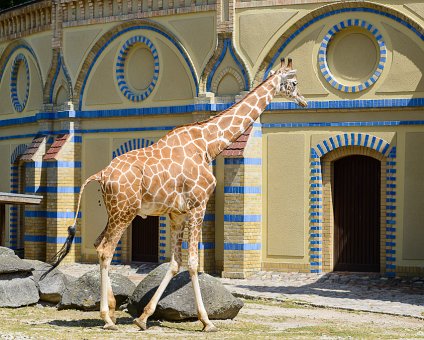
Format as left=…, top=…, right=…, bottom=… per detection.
left=1, top=0, right=424, bottom=278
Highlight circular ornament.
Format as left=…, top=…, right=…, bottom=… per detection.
left=116, top=36, right=159, bottom=102
left=318, top=19, right=386, bottom=93
left=10, top=53, right=30, bottom=112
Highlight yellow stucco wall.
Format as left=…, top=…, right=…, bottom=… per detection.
left=0, top=0, right=423, bottom=274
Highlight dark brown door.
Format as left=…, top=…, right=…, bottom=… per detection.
left=132, top=215, right=159, bottom=263
left=333, top=155, right=380, bottom=272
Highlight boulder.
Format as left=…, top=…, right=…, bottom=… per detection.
left=0, top=248, right=39, bottom=307
left=58, top=269, right=136, bottom=311
left=0, top=273, right=40, bottom=307
left=0, top=249, right=34, bottom=274
left=127, top=263, right=243, bottom=321
left=24, top=260, right=75, bottom=303
left=0, top=246, right=15, bottom=257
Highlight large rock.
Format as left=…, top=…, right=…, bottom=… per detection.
left=0, top=248, right=39, bottom=307
left=0, top=247, right=15, bottom=257
left=58, top=269, right=136, bottom=311
left=127, top=263, right=243, bottom=320
left=0, top=273, right=40, bottom=307
left=24, top=260, right=75, bottom=303
left=0, top=248, right=34, bottom=274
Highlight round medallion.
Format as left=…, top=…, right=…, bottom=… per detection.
left=116, top=36, right=159, bottom=102
left=10, top=53, right=30, bottom=112
left=318, top=20, right=386, bottom=92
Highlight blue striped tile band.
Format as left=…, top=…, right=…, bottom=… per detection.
left=3, top=99, right=424, bottom=133
left=182, top=242, right=215, bottom=250
left=224, top=186, right=261, bottom=194
left=25, top=161, right=81, bottom=168
left=26, top=186, right=80, bottom=193
left=116, top=36, right=159, bottom=102
left=224, top=158, right=262, bottom=165
left=24, top=235, right=82, bottom=244
left=25, top=211, right=82, bottom=219
left=224, top=243, right=261, bottom=251
left=10, top=53, right=30, bottom=112
left=224, top=214, right=261, bottom=222
left=318, top=19, right=386, bottom=93
left=385, top=146, right=397, bottom=276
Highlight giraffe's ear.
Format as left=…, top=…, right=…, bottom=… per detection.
left=287, top=58, right=293, bottom=69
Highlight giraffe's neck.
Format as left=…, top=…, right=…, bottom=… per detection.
left=203, top=75, right=279, bottom=159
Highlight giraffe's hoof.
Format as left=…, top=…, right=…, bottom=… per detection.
left=103, top=323, right=118, bottom=331
left=133, top=318, right=147, bottom=331
left=203, top=324, right=218, bottom=332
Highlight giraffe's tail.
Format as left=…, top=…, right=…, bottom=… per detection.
left=42, top=172, right=102, bottom=278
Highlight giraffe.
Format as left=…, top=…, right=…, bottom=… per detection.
left=49, top=58, right=307, bottom=332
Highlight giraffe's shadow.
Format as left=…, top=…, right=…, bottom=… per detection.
left=48, top=316, right=134, bottom=328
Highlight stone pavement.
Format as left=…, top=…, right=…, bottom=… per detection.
left=59, top=263, right=424, bottom=319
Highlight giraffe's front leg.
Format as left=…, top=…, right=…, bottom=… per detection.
left=187, top=211, right=217, bottom=332
left=134, top=254, right=180, bottom=330
left=134, top=220, right=184, bottom=330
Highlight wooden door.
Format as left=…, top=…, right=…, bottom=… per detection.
left=333, top=155, right=380, bottom=272
left=132, top=215, right=159, bottom=263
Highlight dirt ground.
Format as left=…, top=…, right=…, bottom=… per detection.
left=0, top=299, right=423, bottom=339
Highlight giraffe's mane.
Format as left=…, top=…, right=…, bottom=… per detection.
left=163, top=73, right=277, bottom=134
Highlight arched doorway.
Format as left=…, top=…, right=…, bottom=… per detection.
left=131, top=215, right=159, bottom=263
left=333, top=155, right=381, bottom=272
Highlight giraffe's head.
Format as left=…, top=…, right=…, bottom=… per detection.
left=273, top=58, right=308, bottom=108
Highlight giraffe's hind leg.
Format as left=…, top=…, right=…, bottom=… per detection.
left=134, top=214, right=184, bottom=330
left=95, top=216, right=132, bottom=330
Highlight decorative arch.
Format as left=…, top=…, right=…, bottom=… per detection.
left=0, top=40, right=43, bottom=85
left=211, top=66, right=245, bottom=95
left=112, top=138, right=155, bottom=159
left=199, top=36, right=250, bottom=94
left=203, top=37, right=249, bottom=94
left=45, top=51, right=73, bottom=105
left=309, top=133, right=397, bottom=276
left=10, top=143, right=28, bottom=250
left=256, top=2, right=424, bottom=82
left=74, top=20, right=199, bottom=110
left=11, top=144, right=28, bottom=164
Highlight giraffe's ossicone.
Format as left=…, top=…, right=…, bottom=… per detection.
left=48, top=58, right=307, bottom=332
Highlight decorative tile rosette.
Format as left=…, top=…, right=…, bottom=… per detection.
left=318, top=19, right=387, bottom=93
left=10, top=53, right=30, bottom=112
left=116, top=36, right=159, bottom=102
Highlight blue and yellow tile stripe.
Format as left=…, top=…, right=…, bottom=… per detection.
left=385, top=146, right=397, bottom=277
left=318, top=19, right=386, bottom=93
left=116, top=36, right=159, bottom=102
left=10, top=53, right=30, bottom=112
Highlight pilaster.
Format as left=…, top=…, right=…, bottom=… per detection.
left=44, top=119, right=82, bottom=264
left=222, top=122, right=262, bottom=278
